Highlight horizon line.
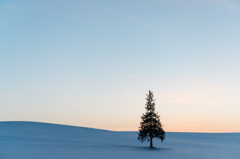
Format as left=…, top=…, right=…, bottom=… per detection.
left=1, top=121, right=239, bottom=134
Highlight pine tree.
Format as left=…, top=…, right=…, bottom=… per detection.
left=138, top=90, right=165, bottom=148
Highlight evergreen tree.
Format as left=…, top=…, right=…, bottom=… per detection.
left=138, top=90, right=165, bottom=148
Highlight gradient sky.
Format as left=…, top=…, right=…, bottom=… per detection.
left=1, top=0, right=240, bottom=132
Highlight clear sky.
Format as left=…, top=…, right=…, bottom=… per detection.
left=1, top=0, right=240, bottom=132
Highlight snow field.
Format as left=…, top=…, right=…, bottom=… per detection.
left=0, top=121, right=239, bottom=159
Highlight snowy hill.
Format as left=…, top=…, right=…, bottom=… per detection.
left=0, top=121, right=239, bottom=159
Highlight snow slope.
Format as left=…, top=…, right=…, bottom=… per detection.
left=0, top=121, right=239, bottom=159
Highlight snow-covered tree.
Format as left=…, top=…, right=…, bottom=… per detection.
left=138, top=90, right=165, bottom=148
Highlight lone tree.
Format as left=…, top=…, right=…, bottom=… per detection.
left=138, top=90, right=165, bottom=148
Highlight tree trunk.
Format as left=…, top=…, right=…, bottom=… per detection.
left=150, top=136, right=153, bottom=148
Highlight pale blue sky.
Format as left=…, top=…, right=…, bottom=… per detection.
left=1, top=0, right=240, bottom=132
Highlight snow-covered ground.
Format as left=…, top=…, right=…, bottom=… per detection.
left=0, top=121, right=239, bottom=159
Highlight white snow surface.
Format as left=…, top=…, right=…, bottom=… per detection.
left=0, top=121, right=239, bottom=159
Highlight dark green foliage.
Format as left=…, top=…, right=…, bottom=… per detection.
left=138, top=90, right=165, bottom=148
